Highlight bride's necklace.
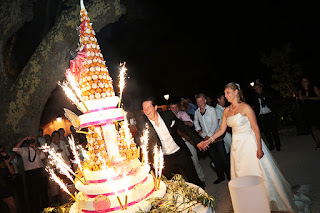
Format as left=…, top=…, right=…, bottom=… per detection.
left=230, top=103, right=240, bottom=112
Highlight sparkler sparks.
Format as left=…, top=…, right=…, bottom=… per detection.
left=153, top=145, right=164, bottom=190
left=118, top=62, right=127, bottom=108
left=59, top=81, right=86, bottom=113
left=140, top=124, right=149, bottom=165
left=47, top=167, right=76, bottom=201
left=68, top=135, right=83, bottom=171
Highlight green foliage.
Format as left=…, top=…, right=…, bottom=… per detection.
left=142, top=174, right=215, bottom=213
left=260, top=43, right=303, bottom=99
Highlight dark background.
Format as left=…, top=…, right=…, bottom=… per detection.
left=9, top=0, right=320, bottom=124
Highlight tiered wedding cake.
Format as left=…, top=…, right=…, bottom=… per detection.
left=65, top=1, right=166, bottom=212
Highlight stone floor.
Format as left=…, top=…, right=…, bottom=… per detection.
left=200, top=130, right=320, bottom=213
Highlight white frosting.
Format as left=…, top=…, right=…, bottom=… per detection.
left=84, top=96, right=119, bottom=110
left=76, top=160, right=149, bottom=195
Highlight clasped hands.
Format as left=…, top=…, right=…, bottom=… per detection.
left=197, top=136, right=213, bottom=151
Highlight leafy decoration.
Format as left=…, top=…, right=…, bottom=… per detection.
left=138, top=174, right=215, bottom=213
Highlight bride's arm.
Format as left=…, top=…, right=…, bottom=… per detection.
left=243, top=104, right=264, bottom=159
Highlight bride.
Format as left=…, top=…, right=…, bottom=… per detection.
left=197, top=82, right=297, bottom=211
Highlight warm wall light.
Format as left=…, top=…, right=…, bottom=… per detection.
left=250, top=82, right=255, bottom=87
left=56, top=117, right=62, bottom=122
left=164, top=94, right=169, bottom=100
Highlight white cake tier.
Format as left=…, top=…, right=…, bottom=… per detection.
left=76, top=160, right=150, bottom=196
left=84, top=96, right=120, bottom=111
left=79, top=107, right=124, bottom=128
left=70, top=180, right=166, bottom=213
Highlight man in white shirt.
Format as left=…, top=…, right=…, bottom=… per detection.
left=194, top=93, right=230, bottom=184
left=134, top=97, right=204, bottom=188
left=253, top=80, right=281, bottom=151
left=13, top=136, right=48, bottom=213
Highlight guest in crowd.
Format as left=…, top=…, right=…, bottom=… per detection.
left=134, top=97, right=204, bottom=188
left=51, top=131, right=70, bottom=166
left=215, top=92, right=232, bottom=155
left=38, top=128, right=46, bottom=147
left=12, top=136, right=48, bottom=213
left=194, top=93, right=230, bottom=184
left=253, top=79, right=281, bottom=151
left=44, top=134, right=52, bottom=145
left=298, top=76, right=320, bottom=150
left=58, top=128, right=67, bottom=144
left=0, top=145, right=16, bottom=213
left=169, top=102, right=206, bottom=186
left=181, top=98, right=197, bottom=120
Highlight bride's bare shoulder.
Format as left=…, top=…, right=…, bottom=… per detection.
left=241, top=102, right=254, bottom=112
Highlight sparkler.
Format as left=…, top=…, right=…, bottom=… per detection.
left=41, top=144, right=86, bottom=185
left=68, top=135, right=83, bottom=171
left=153, top=145, right=164, bottom=190
left=47, top=167, right=76, bottom=201
left=140, top=124, right=149, bottom=165
left=59, top=81, right=86, bottom=113
left=66, top=73, right=89, bottom=112
left=118, top=62, right=127, bottom=108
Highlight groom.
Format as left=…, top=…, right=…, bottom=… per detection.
left=134, top=97, right=204, bottom=188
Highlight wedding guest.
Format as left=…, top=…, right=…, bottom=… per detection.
left=200, top=82, right=298, bottom=211
left=0, top=145, right=16, bottom=213
left=44, top=134, right=52, bottom=145
left=253, top=79, right=281, bottom=151
left=12, top=136, right=48, bottom=213
left=194, top=93, right=230, bottom=184
left=37, top=128, right=46, bottom=147
left=58, top=128, right=67, bottom=144
left=134, top=97, right=204, bottom=188
left=298, top=77, right=320, bottom=150
left=169, top=102, right=206, bottom=186
left=51, top=131, right=71, bottom=166
left=182, top=98, right=197, bottom=120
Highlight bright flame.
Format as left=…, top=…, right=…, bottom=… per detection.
left=59, top=81, right=86, bottom=113
left=153, top=145, right=159, bottom=178
left=56, top=117, right=62, bottom=122
left=140, top=124, right=149, bottom=165
left=164, top=94, right=169, bottom=100
left=41, top=144, right=75, bottom=181
left=68, top=135, right=83, bottom=171
left=47, top=167, right=75, bottom=200
left=123, top=111, right=133, bottom=149
left=250, top=82, right=255, bottom=87
left=119, top=62, right=127, bottom=96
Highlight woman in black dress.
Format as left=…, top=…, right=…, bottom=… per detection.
left=298, top=77, right=320, bottom=150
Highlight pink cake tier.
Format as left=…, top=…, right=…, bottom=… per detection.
left=71, top=159, right=166, bottom=213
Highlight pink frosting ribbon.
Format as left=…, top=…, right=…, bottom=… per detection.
left=86, top=176, right=148, bottom=198
left=82, top=186, right=156, bottom=213
left=80, top=116, right=124, bottom=128
left=84, top=107, right=117, bottom=114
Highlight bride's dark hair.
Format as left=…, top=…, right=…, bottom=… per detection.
left=225, top=82, right=245, bottom=103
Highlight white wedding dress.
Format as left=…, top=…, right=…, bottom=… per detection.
left=227, top=113, right=298, bottom=211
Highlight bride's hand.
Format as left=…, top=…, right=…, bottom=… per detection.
left=257, top=149, right=264, bottom=159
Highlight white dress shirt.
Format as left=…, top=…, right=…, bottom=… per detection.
left=194, top=105, right=218, bottom=138
left=258, top=98, right=272, bottom=115
left=149, top=113, right=180, bottom=155
left=12, top=147, right=45, bottom=171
